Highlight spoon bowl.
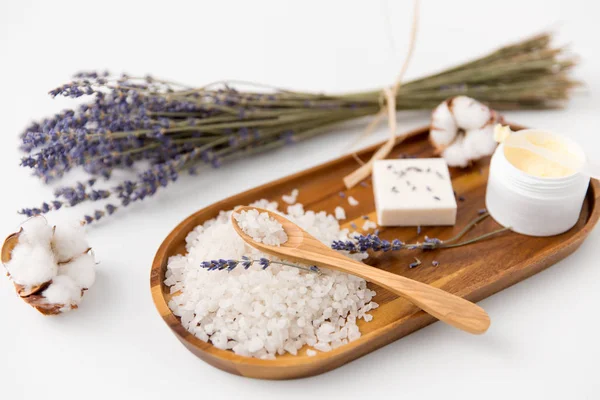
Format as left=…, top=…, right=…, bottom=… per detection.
left=232, top=206, right=491, bottom=335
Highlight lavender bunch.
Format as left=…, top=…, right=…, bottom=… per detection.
left=17, top=33, right=578, bottom=224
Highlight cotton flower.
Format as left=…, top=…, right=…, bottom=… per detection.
left=52, top=223, right=90, bottom=262
left=41, top=275, right=83, bottom=311
left=430, top=96, right=503, bottom=167
left=2, top=216, right=96, bottom=315
left=58, top=252, right=96, bottom=289
left=5, top=242, right=57, bottom=286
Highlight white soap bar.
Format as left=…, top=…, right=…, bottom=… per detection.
left=372, top=158, right=457, bottom=226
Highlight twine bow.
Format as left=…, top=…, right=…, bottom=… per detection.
left=343, top=0, right=420, bottom=189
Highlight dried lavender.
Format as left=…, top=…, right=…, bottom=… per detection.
left=332, top=212, right=510, bottom=255
left=200, top=257, right=320, bottom=274
left=18, top=33, right=578, bottom=224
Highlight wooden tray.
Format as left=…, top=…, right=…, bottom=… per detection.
left=150, top=125, right=600, bottom=380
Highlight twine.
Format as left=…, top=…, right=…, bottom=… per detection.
left=343, top=0, right=420, bottom=189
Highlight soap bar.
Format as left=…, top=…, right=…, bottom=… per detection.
left=372, top=158, right=457, bottom=226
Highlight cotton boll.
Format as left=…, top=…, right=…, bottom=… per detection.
left=19, top=217, right=53, bottom=247
left=431, top=96, right=501, bottom=167
left=430, top=100, right=458, bottom=148
left=5, top=243, right=57, bottom=286
left=3, top=219, right=96, bottom=315
left=58, top=252, right=96, bottom=289
left=52, top=223, right=90, bottom=262
left=450, top=96, right=491, bottom=130
left=42, top=275, right=82, bottom=307
left=463, top=126, right=498, bottom=160
left=441, top=136, right=470, bottom=168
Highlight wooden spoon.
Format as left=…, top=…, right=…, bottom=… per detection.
left=232, top=206, right=491, bottom=335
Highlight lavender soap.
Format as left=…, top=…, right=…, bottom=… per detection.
left=372, top=159, right=457, bottom=226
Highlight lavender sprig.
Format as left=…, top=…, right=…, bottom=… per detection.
left=332, top=212, right=510, bottom=259
left=200, top=256, right=321, bottom=274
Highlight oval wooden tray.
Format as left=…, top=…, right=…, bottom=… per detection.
left=151, top=125, right=600, bottom=380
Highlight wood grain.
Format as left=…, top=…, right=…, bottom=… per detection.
left=150, top=125, right=600, bottom=380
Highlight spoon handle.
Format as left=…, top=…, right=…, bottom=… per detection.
left=323, top=256, right=490, bottom=334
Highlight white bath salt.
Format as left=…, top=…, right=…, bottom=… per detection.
left=165, top=199, right=377, bottom=359
left=282, top=188, right=299, bottom=205
left=362, top=220, right=377, bottom=231
left=306, top=349, right=317, bottom=357
left=334, top=206, right=346, bottom=220
left=348, top=196, right=359, bottom=206
left=3, top=216, right=96, bottom=313
left=233, top=209, right=288, bottom=246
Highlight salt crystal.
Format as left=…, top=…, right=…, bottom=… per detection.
left=247, top=337, right=264, bottom=352
left=282, top=188, right=299, bottom=205
left=362, top=220, right=377, bottom=231
left=233, top=209, right=288, bottom=246
left=334, top=206, right=346, bottom=220
left=306, top=349, right=317, bottom=357
left=314, top=342, right=332, bottom=352
left=348, top=196, right=359, bottom=206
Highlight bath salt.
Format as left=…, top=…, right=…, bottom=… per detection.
left=362, top=220, right=377, bottom=231
left=233, top=209, right=288, bottom=246
left=334, top=206, right=346, bottom=220
left=282, top=188, right=299, bottom=205
left=348, top=196, right=359, bottom=206
left=165, top=199, right=377, bottom=359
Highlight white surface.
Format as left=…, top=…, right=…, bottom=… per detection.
left=1, top=0, right=599, bottom=398
left=373, top=159, right=457, bottom=226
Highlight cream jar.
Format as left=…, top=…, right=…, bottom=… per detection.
left=485, top=129, right=589, bottom=237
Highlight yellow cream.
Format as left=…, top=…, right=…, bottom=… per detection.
left=502, top=132, right=580, bottom=178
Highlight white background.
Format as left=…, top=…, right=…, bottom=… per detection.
left=1, top=0, right=599, bottom=398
